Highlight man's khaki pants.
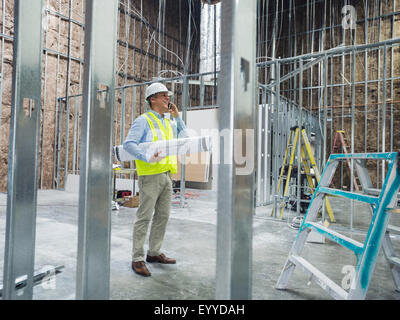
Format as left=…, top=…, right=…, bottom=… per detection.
left=132, top=171, right=173, bottom=262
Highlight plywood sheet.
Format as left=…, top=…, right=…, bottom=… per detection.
left=172, top=152, right=211, bottom=183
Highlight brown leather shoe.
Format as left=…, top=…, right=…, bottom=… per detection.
left=132, top=261, right=151, bottom=276
left=146, top=253, right=176, bottom=264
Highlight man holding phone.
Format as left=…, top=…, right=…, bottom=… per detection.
left=123, top=82, right=187, bottom=277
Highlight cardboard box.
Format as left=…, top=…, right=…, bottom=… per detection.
left=123, top=195, right=140, bottom=208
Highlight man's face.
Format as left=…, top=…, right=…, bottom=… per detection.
left=151, top=92, right=170, bottom=110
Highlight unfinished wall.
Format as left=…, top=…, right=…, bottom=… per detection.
left=0, top=0, right=201, bottom=192
left=0, top=0, right=86, bottom=192
left=257, top=0, right=400, bottom=189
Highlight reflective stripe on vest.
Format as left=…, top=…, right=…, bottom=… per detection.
left=135, top=112, right=178, bottom=176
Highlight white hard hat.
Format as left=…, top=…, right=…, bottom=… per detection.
left=145, top=82, right=173, bottom=101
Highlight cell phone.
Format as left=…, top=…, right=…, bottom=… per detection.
left=168, top=103, right=172, bottom=110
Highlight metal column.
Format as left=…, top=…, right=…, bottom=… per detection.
left=76, top=0, right=118, bottom=300
left=2, top=0, right=43, bottom=299
left=179, top=75, right=188, bottom=208
left=216, top=0, right=256, bottom=300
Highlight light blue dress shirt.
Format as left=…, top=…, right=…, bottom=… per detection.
left=123, top=110, right=188, bottom=162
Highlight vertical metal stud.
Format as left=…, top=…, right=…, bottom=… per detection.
left=120, top=87, right=126, bottom=144
left=63, top=0, right=73, bottom=190
left=260, top=89, right=268, bottom=204
left=296, top=59, right=303, bottom=216
left=216, top=0, right=256, bottom=300
left=200, top=75, right=204, bottom=108
left=3, top=0, right=43, bottom=300
left=131, top=86, right=136, bottom=122
left=256, top=91, right=262, bottom=205
left=382, top=43, right=387, bottom=184
left=0, top=0, right=6, bottom=134
left=266, top=91, right=272, bottom=203
left=56, top=98, right=64, bottom=189
left=130, top=86, right=136, bottom=179
left=180, top=75, right=188, bottom=208
left=72, top=97, right=80, bottom=174
left=272, top=61, right=280, bottom=217
left=350, top=49, right=356, bottom=229
left=322, top=55, right=328, bottom=221
left=63, top=97, right=71, bottom=188
left=364, top=0, right=369, bottom=154
left=76, top=0, right=118, bottom=300
left=40, top=0, right=49, bottom=189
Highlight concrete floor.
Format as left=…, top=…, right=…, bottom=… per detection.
left=0, top=188, right=399, bottom=300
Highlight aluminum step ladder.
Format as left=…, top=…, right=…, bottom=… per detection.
left=275, top=152, right=400, bottom=300
left=354, top=156, right=400, bottom=292
left=383, top=223, right=400, bottom=292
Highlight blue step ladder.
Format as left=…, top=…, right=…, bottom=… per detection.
left=275, top=152, right=400, bottom=300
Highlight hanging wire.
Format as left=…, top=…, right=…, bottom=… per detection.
left=119, top=0, right=186, bottom=73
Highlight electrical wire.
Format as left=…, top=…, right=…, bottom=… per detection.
left=157, top=69, right=184, bottom=77
left=119, top=1, right=186, bottom=73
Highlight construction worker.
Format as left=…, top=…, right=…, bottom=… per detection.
left=123, top=82, right=187, bottom=277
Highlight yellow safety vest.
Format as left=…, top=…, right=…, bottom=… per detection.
left=135, top=112, right=178, bottom=176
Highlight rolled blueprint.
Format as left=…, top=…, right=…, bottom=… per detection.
left=114, top=136, right=212, bottom=162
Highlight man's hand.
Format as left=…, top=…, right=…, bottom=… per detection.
left=168, top=102, right=179, bottom=118
left=149, top=150, right=166, bottom=163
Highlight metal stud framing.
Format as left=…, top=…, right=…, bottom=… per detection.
left=215, top=0, right=256, bottom=300
left=76, top=0, right=118, bottom=300
left=0, top=0, right=399, bottom=300
left=256, top=0, right=400, bottom=226
left=2, top=0, right=43, bottom=300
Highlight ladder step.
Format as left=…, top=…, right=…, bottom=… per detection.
left=365, top=187, right=400, bottom=198
left=387, top=224, right=400, bottom=235
left=304, top=222, right=364, bottom=255
left=318, top=187, right=379, bottom=205
left=364, top=187, right=380, bottom=196
left=288, top=255, right=348, bottom=300
left=387, top=256, right=400, bottom=267
left=387, top=208, right=400, bottom=214
left=275, top=151, right=400, bottom=300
